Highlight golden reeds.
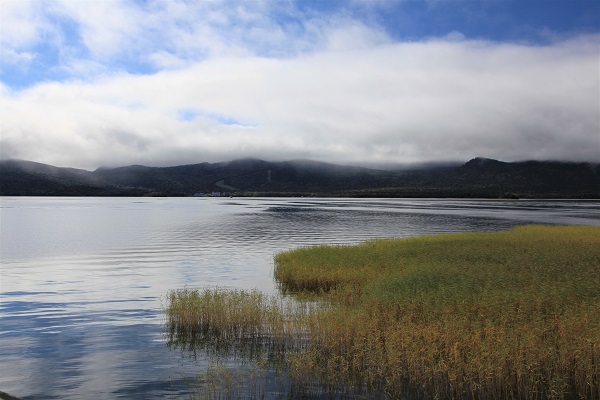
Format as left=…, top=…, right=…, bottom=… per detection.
left=167, top=225, right=600, bottom=399
left=165, top=287, right=320, bottom=358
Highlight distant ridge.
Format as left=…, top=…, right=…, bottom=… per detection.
left=1, top=157, right=598, bottom=198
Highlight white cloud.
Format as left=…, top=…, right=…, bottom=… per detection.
left=0, top=1, right=41, bottom=47
left=0, top=48, right=36, bottom=66
left=50, top=0, right=144, bottom=59
left=0, top=0, right=45, bottom=69
left=1, top=1, right=598, bottom=168
left=2, top=31, right=598, bottom=169
left=147, top=51, right=188, bottom=70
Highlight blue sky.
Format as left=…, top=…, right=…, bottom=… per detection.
left=301, top=0, right=598, bottom=41
left=1, top=0, right=598, bottom=169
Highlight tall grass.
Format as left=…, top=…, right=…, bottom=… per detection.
left=166, top=225, right=600, bottom=399
left=165, top=287, right=320, bottom=357
left=165, top=288, right=327, bottom=398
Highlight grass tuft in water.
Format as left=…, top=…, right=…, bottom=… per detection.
left=165, top=287, right=320, bottom=359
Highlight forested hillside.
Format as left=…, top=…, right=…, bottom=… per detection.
left=1, top=157, right=598, bottom=198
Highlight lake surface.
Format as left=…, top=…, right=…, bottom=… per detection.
left=1, top=197, right=599, bottom=399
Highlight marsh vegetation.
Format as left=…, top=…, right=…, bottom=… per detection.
left=165, top=225, right=600, bottom=399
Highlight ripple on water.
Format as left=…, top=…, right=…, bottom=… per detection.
left=1, top=197, right=598, bottom=398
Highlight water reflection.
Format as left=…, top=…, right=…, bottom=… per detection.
left=0, top=197, right=598, bottom=398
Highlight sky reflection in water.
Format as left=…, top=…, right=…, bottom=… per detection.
left=1, top=197, right=598, bottom=398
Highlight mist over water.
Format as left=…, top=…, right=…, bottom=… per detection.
left=1, top=197, right=598, bottom=399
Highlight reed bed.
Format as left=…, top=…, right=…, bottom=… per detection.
left=275, top=225, right=600, bottom=399
left=166, top=225, right=600, bottom=399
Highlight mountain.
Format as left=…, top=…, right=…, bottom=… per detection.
left=91, top=158, right=400, bottom=196
left=0, top=159, right=146, bottom=196
left=1, top=157, right=598, bottom=198
left=450, top=157, right=600, bottom=198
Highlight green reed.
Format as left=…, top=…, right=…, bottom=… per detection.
left=166, top=225, right=600, bottom=399
left=165, top=287, right=321, bottom=358
left=275, top=225, right=600, bottom=399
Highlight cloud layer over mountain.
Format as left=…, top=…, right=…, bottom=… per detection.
left=1, top=1, right=598, bottom=169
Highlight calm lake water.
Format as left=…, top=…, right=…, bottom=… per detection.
left=1, top=197, right=599, bottom=399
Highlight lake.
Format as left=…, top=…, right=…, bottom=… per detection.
left=1, top=197, right=599, bottom=399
